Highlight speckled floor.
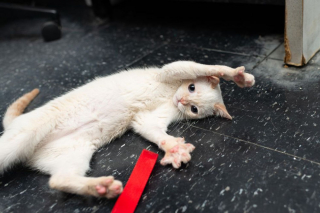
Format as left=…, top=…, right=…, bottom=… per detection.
left=1, top=1, right=320, bottom=213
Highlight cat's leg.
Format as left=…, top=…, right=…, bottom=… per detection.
left=31, top=138, right=123, bottom=198
left=133, top=122, right=195, bottom=169
left=49, top=173, right=123, bottom=198
left=131, top=106, right=195, bottom=169
left=215, top=66, right=255, bottom=88
left=160, top=61, right=255, bottom=87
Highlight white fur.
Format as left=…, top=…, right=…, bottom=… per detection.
left=0, top=61, right=255, bottom=198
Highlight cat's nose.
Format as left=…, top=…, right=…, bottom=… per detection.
left=179, top=98, right=187, bottom=105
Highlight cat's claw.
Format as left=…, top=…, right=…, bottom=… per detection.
left=160, top=138, right=195, bottom=169
left=233, top=66, right=255, bottom=88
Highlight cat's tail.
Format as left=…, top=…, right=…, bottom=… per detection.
left=0, top=88, right=55, bottom=174
left=2, top=88, right=40, bottom=130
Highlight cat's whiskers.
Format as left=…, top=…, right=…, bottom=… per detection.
left=178, top=107, right=193, bottom=129
left=174, top=111, right=184, bottom=128
left=184, top=116, right=192, bottom=129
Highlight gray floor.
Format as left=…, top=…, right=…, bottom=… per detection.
left=1, top=1, right=320, bottom=212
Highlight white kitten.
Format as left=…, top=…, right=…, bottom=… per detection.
left=0, top=61, right=255, bottom=198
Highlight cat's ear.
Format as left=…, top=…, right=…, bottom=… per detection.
left=206, top=76, right=220, bottom=89
left=214, top=103, right=232, bottom=120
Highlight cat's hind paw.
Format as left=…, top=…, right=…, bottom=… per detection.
left=160, top=138, right=195, bottom=169
left=93, top=176, right=123, bottom=199
left=233, top=66, right=255, bottom=88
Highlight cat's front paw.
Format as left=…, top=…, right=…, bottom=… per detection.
left=233, top=66, right=255, bottom=88
left=160, top=138, right=195, bottom=169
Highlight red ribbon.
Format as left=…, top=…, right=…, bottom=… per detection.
left=112, top=149, right=158, bottom=213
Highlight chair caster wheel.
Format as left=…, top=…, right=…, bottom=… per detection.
left=41, top=21, right=61, bottom=42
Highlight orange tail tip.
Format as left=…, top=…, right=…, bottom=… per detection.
left=2, top=88, right=40, bottom=129
left=30, top=88, right=40, bottom=96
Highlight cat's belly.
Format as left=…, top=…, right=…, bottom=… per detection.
left=28, top=106, right=133, bottom=170
left=36, top=100, right=133, bottom=149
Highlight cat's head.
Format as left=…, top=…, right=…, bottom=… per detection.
left=173, top=76, right=232, bottom=120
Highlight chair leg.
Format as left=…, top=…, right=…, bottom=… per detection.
left=91, top=0, right=112, bottom=19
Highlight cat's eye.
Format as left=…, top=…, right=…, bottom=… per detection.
left=188, top=84, right=195, bottom=92
left=191, top=105, right=198, bottom=114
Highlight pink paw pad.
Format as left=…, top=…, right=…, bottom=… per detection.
left=96, top=185, right=107, bottom=195
left=170, top=145, right=179, bottom=153
left=234, top=76, right=241, bottom=82
left=111, top=185, right=121, bottom=193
